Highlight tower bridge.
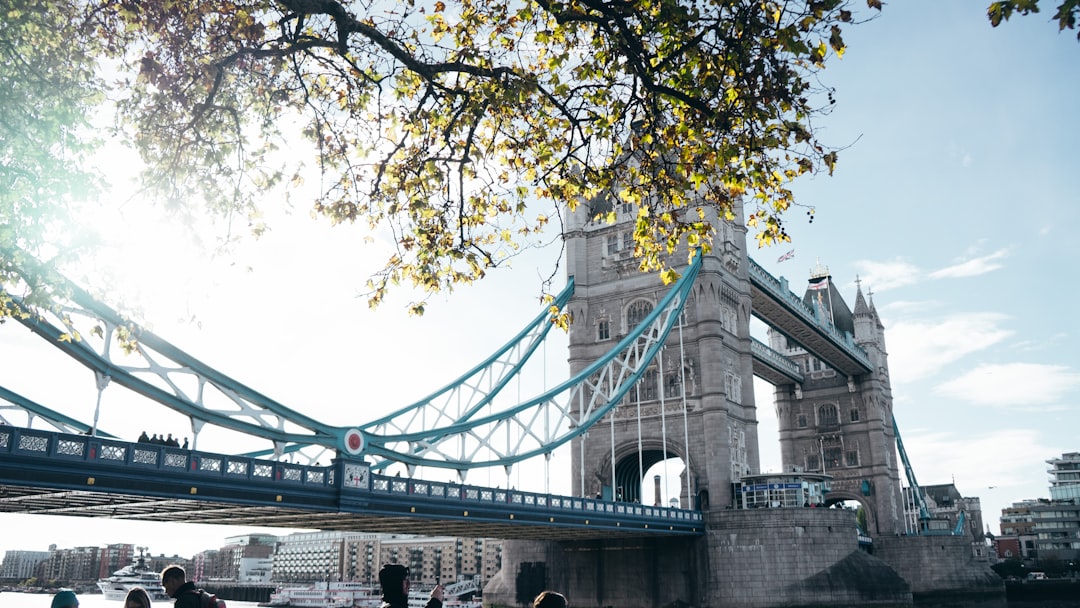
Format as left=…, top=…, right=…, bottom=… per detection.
left=0, top=198, right=1002, bottom=608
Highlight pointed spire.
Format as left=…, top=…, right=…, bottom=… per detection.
left=853, top=274, right=871, bottom=316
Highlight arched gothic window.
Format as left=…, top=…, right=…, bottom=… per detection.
left=626, top=299, right=653, bottom=330
left=818, top=403, right=838, bottom=426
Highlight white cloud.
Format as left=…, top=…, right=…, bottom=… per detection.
left=928, top=248, right=1009, bottom=280
left=900, top=428, right=1055, bottom=520
left=936, top=363, right=1080, bottom=407
left=852, top=259, right=921, bottom=292
left=886, top=313, right=1013, bottom=381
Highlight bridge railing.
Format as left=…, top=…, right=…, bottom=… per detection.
left=746, top=258, right=871, bottom=368
left=370, top=472, right=703, bottom=524
left=1, top=426, right=337, bottom=489
left=750, top=338, right=803, bottom=382
left=0, top=426, right=702, bottom=525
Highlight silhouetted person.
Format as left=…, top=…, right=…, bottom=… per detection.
left=125, top=587, right=152, bottom=608
left=182, top=437, right=189, bottom=449
left=137, top=431, right=150, bottom=443
left=378, top=563, right=442, bottom=608
left=533, top=590, right=568, bottom=608
left=51, top=590, right=79, bottom=608
left=161, top=565, right=200, bottom=608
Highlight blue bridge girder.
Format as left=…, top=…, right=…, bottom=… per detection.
left=747, top=257, right=873, bottom=378
left=0, top=426, right=703, bottom=540
left=1, top=248, right=702, bottom=477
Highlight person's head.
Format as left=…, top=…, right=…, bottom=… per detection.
left=50, top=590, right=79, bottom=608
left=161, top=564, right=187, bottom=597
left=124, top=587, right=152, bottom=608
left=378, top=563, right=410, bottom=598
left=533, top=590, right=567, bottom=608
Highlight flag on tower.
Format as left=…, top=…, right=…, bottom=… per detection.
left=777, top=249, right=795, bottom=263
left=808, top=277, right=829, bottom=291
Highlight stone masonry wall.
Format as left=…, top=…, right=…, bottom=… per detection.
left=704, top=508, right=910, bottom=608
left=872, top=535, right=1003, bottom=603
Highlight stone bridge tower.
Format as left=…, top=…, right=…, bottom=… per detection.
left=768, top=265, right=905, bottom=535
left=563, top=198, right=760, bottom=511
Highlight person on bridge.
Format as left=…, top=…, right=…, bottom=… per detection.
left=124, top=587, right=152, bottom=608
left=161, top=564, right=201, bottom=608
left=533, top=591, right=568, bottom=608
left=378, top=563, right=443, bottom=608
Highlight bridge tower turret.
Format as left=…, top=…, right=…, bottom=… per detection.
left=769, top=267, right=905, bottom=535
left=564, top=197, right=760, bottom=510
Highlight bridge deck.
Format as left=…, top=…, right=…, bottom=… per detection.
left=0, top=427, right=702, bottom=541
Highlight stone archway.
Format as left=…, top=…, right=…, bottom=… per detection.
left=823, top=490, right=877, bottom=536
left=603, top=442, right=692, bottom=505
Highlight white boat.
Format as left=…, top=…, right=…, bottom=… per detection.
left=262, top=582, right=382, bottom=607
left=96, top=550, right=170, bottom=601
left=261, top=579, right=481, bottom=608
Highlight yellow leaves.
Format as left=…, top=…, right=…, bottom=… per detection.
left=829, top=26, right=845, bottom=58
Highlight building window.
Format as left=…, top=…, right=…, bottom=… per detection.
left=606, top=234, right=619, bottom=255
left=824, top=447, right=842, bottom=469
left=846, top=449, right=859, bottom=466
left=622, top=231, right=633, bottom=252
left=818, top=404, right=838, bottom=426
left=797, top=414, right=807, bottom=428
left=598, top=319, right=610, bottom=341
left=850, top=408, right=860, bottom=422
left=627, top=300, right=653, bottom=329
left=664, top=371, right=682, bottom=399
left=641, top=368, right=658, bottom=400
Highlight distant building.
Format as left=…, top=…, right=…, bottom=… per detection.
left=919, top=484, right=986, bottom=542
left=44, top=546, right=101, bottom=584
left=995, top=452, right=1080, bottom=563
left=0, top=550, right=50, bottom=582
left=269, top=531, right=501, bottom=586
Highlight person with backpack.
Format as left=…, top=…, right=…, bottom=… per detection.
left=161, top=564, right=225, bottom=608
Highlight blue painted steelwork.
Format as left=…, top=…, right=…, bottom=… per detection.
left=0, top=385, right=118, bottom=438
left=359, top=253, right=703, bottom=472
left=0, top=425, right=703, bottom=538
left=240, top=280, right=576, bottom=462
left=746, top=257, right=872, bottom=371
left=893, top=414, right=930, bottom=523
left=1, top=246, right=343, bottom=453
left=2, top=248, right=700, bottom=476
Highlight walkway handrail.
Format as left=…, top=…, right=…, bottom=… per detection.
left=746, top=257, right=871, bottom=368
left=0, top=425, right=703, bottom=528
left=750, top=339, right=803, bottom=383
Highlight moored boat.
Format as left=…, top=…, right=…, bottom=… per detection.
left=96, top=549, right=170, bottom=601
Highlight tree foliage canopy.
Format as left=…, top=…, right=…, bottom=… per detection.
left=988, top=0, right=1080, bottom=39
left=3, top=0, right=879, bottom=314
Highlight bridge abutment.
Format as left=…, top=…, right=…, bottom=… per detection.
left=872, top=536, right=1003, bottom=606
left=485, top=509, right=913, bottom=608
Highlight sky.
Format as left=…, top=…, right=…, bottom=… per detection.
left=1, top=1, right=1079, bottom=560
